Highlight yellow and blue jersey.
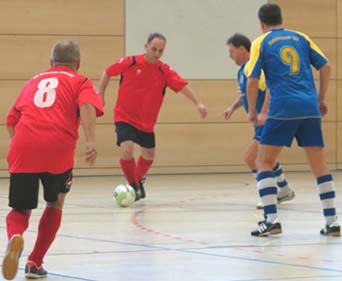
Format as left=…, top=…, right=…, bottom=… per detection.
left=238, top=62, right=266, bottom=114
left=245, top=28, right=328, bottom=119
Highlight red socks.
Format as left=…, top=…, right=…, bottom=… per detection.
left=136, top=156, right=153, bottom=184
left=28, top=207, right=62, bottom=266
left=120, top=157, right=153, bottom=186
left=6, top=210, right=30, bottom=239
left=120, top=158, right=137, bottom=185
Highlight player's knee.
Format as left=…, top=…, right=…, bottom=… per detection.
left=121, top=148, right=134, bottom=159
left=142, top=150, right=155, bottom=160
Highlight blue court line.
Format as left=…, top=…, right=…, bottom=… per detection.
left=176, top=248, right=342, bottom=273
left=47, top=233, right=342, bottom=274
left=1, top=227, right=341, bottom=274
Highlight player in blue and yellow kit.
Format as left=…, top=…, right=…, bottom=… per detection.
left=224, top=33, right=295, bottom=209
left=245, top=3, right=340, bottom=237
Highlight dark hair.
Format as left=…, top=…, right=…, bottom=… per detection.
left=226, top=33, right=251, bottom=52
left=258, top=3, right=282, bottom=26
left=50, top=39, right=80, bottom=66
left=147, top=32, right=166, bottom=44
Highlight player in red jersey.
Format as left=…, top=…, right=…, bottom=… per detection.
left=2, top=39, right=103, bottom=280
left=98, top=32, right=208, bottom=200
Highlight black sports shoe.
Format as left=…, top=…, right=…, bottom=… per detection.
left=130, top=183, right=142, bottom=201
left=139, top=181, right=146, bottom=199
left=251, top=220, right=282, bottom=237
left=320, top=221, right=341, bottom=237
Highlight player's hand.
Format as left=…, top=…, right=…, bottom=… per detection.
left=85, top=142, right=97, bottom=166
left=247, top=110, right=258, bottom=125
left=319, top=100, right=328, bottom=117
left=223, top=107, right=234, bottom=120
left=256, top=112, right=267, bottom=125
left=197, top=103, right=208, bottom=119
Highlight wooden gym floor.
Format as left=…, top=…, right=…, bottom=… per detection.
left=0, top=171, right=341, bottom=281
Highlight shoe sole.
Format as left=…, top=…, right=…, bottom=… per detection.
left=25, top=272, right=48, bottom=279
left=254, top=229, right=282, bottom=237
left=278, top=191, right=295, bottom=203
left=2, top=234, right=24, bottom=280
left=322, top=231, right=341, bottom=237
left=255, top=191, right=295, bottom=209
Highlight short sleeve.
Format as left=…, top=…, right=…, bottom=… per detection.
left=77, top=79, right=104, bottom=117
left=163, top=64, right=188, bottom=92
left=105, top=56, right=135, bottom=77
left=245, top=34, right=268, bottom=79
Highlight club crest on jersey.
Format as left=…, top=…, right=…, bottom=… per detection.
left=136, top=69, right=142, bottom=75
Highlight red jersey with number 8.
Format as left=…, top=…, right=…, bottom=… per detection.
left=106, top=54, right=187, bottom=132
left=6, top=66, right=103, bottom=173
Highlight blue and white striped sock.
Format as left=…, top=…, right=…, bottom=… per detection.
left=257, top=171, right=278, bottom=223
left=273, top=162, right=289, bottom=192
left=251, top=169, right=257, bottom=179
left=317, top=174, right=337, bottom=225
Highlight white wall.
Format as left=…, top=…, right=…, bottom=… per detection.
left=125, top=0, right=266, bottom=79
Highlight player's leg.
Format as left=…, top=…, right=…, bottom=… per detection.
left=25, top=170, right=72, bottom=278
left=298, top=118, right=340, bottom=236
left=273, top=162, right=295, bottom=203
left=115, top=122, right=140, bottom=194
left=136, top=130, right=156, bottom=199
left=248, top=125, right=294, bottom=209
left=251, top=144, right=283, bottom=236
left=2, top=173, right=39, bottom=280
left=119, top=141, right=137, bottom=183
left=251, top=119, right=297, bottom=236
left=243, top=138, right=262, bottom=209
left=304, top=147, right=340, bottom=236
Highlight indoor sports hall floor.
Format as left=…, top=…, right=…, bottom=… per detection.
left=0, top=171, right=341, bottom=281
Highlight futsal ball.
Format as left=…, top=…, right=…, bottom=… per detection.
left=113, top=184, right=136, bottom=207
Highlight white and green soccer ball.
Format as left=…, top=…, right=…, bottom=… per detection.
left=114, top=184, right=136, bottom=207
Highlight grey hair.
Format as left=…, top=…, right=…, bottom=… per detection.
left=50, top=39, right=80, bottom=66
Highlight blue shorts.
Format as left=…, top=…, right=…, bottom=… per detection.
left=253, top=125, right=264, bottom=141
left=260, top=118, right=324, bottom=147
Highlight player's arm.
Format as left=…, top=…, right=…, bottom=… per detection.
left=318, top=63, right=331, bottom=117
left=180, top=85, right=208, bottom=119
left=224, top=96, right=243, bottom=120
left=257, top=89, right=270, bottom=125
left=245, top=37, right=264, bottom=125
left=6, top=126, right=15, bottom=139
left=80, top=103, right=97, bottom=166
left=6, top=106, right=21, bottom=139
left=98, top=56, right=130, bottom=106
left=246, top=78, right=259, bottom=124
left=98, top=72, right=111, bottom=106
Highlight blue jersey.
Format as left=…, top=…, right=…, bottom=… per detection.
left=245, top=28, right=328, bottom=119
left=238, top=62, right=266, bottom=114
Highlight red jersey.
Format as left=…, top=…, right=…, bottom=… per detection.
left=106, top=54, right=187, bottom=132
left=7, top=66, right=104, bottom=173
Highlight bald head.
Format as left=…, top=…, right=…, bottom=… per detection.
left=50, top=39, right=80, bottom=70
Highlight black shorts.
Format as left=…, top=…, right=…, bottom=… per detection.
left=115, top=122, right=155, bottom=148
left=9, top=169, right=73, bottom=210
